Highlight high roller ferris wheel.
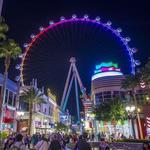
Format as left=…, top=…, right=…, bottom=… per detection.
left=15, top=14, right=140, bottom=121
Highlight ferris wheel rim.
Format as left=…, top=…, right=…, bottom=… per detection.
left=19, top=15, right=138, bottom=85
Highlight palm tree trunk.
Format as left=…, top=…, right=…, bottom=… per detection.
left=0, top=57, right=10, bottom=127
left=28, top=102, right=33, bottom=135
left=2, top=57, right=10, bottom=104
left=0, top=57, right=10, bottom=147
left=133, top=89, right=143, bottom=139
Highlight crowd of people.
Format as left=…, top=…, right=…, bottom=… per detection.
left=3, top=131, right=150, bottom=150
left=3, top=131, right=110, bottom=150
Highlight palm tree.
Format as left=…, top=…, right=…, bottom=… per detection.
left=20, top=87, right=46, bottom=135
left=122, top=74, right=143, bottom=139
left=0, top=17, right=8, bottom=41
left=122, top=74, right=140, bottom=99
left=0, top=18, right=21, bottom=132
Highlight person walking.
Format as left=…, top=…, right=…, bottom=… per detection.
left=3, top=135, right=14, bottom=150
left=48, top=135, right=61, bottom=150
left=34, top=136, right=49, bottom=150
left=10, top=133, right=29, bottom=150
left=99, top=138, right=110, bottom=150
left=74, top=133, right=91, bottom=150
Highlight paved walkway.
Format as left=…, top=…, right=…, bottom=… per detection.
left=89, top=141, right=143, bottom=150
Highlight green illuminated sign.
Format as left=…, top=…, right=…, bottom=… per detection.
left=96, top=62, right=118, bottom=70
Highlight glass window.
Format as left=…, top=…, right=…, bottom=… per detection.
left=13, top=95, right=16, bottom=107
left=49, top=106, right=53, bottom=116
left=103, top=91, right=111, bottom=101
left=38, top=104, right=41, bottom=112
left=8, top=91, right=13, bottom=106
left=120, top=91, right=126, bottom=101
left=95, top=92, right=103, bottom=104
left=113, top=91, right=119, bottom=96
left=49, top=107, right=51, bottom=115
left=5, top=89, right=9, bottom=104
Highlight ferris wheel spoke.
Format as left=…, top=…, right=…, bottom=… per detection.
left=21, top=15, right=138, bottom=86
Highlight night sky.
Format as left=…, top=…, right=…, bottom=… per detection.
left=1, top=0, right=150, bottom=116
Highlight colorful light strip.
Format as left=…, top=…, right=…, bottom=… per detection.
left=95, top=62, right=118, bottom=70
left=20, top=15, right=138, bottom=85
left=92, top=71, right=123, bottom=80
left=94, top=67, right=121, bottom=74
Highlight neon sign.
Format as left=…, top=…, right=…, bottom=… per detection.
left=95, top=62, right=118, bottom=70
left=94, top=62, right=121, bottom=74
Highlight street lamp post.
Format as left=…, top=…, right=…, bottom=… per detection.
left=44, top=119, right=48, bottom=134
left=126, top=105, right=136, bottom=139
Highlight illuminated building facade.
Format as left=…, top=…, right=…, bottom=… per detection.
left=0, top=73, right=18, bottom=131
left=92, top=62, right=126, bottom=104
left=91, top=62, right=145, bottom=139
left=17, top=81, right=61, bottom=134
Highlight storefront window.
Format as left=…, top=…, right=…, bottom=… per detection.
left=8, top=91, right=13, bottom=106
left=13, top=95, right=16, bottom=107
left=95, top=92, right=103, bottom=104
left=103, top=91, right=111, bottom=101
left=5, top=89, right=9, bottom=104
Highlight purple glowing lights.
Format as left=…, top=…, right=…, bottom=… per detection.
left=21, top=14, right=139, bottom=84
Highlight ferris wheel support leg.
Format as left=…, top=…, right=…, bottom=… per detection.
left=75, top=74, right=80, bottom=123
left=62, top=74, right=74, bottom=112
left=61, top=64, right=73, bottom=108
left=73, top=64, right=83, bottom=89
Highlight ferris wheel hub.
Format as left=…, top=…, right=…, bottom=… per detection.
left=70, top=57, right=76, bottom=63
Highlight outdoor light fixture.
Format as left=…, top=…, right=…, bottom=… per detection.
left=116, top=28, right=122, bottom=33
left=131, top=48, right=138, bottom=53
left=15, top=76, right=20, bottom=82
left=39, top=26, right=44, bottom=31
left=125, top=37, right=131, bottom=42
left=125, top=105, right=136, bottom=139
left=49, top=21, right=54, bottom=25
left=81, top=119, right=84, bottom=122
left=72, top=14, right=77, bottom=19
left=44, top=119, right=48, bottom=123
left=17, top=111, right=25, bottom=116
left=23, top=43, right=28, bottom=48
left=84, top=14, right=89, bottom=19
left=18, top=54, right=24, bottom=58
left=15, top=64, right=21, bottom=70
left=125, top=105, right=135, bottom=112
left=125, top=106, right=130, bottom=112
left=30, top=34, right=35, bottom=39
left=135, top=60, right=141, bottom=66
left=95, top=16, right=100, bottom=22
left=137, top=108, right=141, bottom=113
left=106, top=21, right=112, bottom=26
left=60, top=16, right=65, bottom=21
